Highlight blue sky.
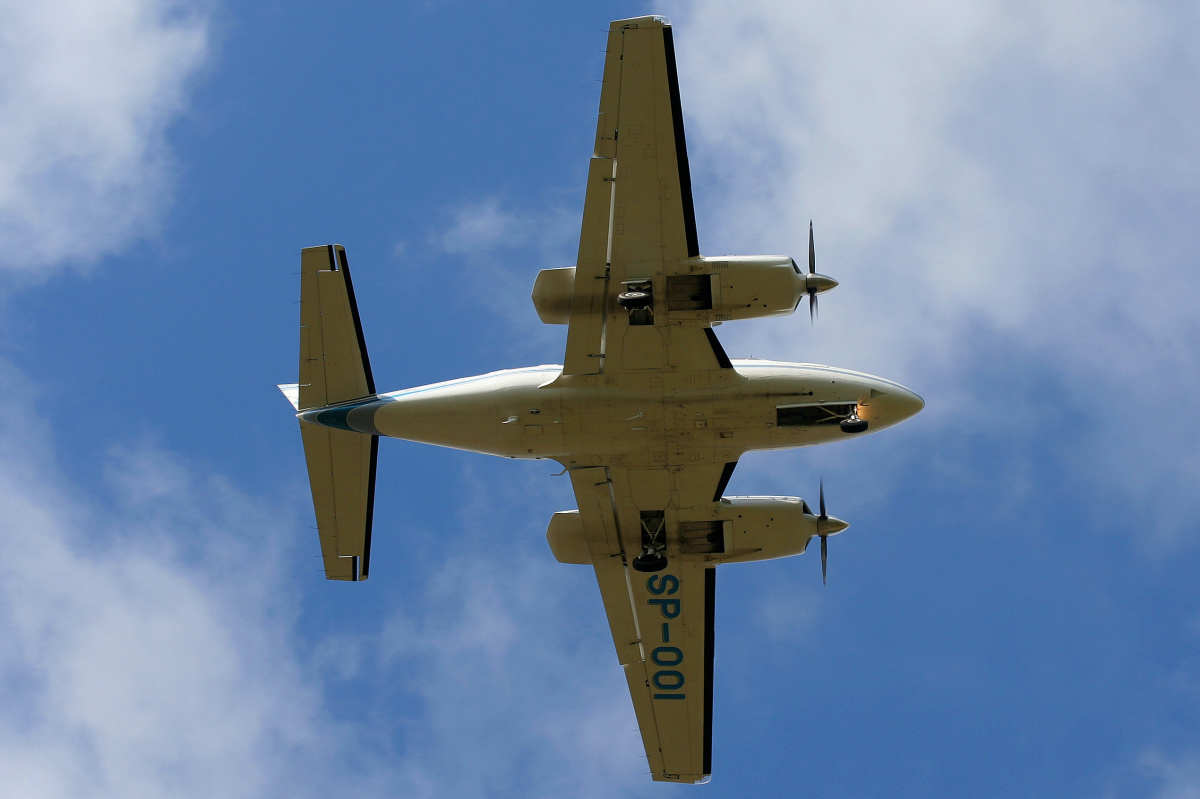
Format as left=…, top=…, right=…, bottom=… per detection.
left=1, top=0, right=1198, bottom=796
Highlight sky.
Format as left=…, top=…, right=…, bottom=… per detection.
left=0, top=0, right=1198, bottom=796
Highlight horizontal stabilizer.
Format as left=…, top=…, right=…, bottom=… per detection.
left=292, top=244, right=378, bottom=581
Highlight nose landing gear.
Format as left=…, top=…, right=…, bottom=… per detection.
left=840, top=408, right=868, bottom=434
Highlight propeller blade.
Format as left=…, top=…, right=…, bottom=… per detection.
left=808, top=221, right=816, bottom=274
left=820, top=534, right=828, bottom=585
left=819, top=479, right=826, bottom=519
left=809, top=292, right=817, bottom=323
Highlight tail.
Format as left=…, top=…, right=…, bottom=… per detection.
left=279, top=245, right=377, bottom=581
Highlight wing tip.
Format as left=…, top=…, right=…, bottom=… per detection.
left=610, top=15, right=671, bottom=30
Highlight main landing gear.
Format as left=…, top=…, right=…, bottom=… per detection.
left=632, top=550, right=668, bottom=572
left=617, top=289, right=652, bottom=310
left=631, top=511, right=668, bottom=572
left=618, top=279, right=655, bottom=326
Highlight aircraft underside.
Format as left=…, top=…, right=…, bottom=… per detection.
left=281, top=14, right=923, bottom=785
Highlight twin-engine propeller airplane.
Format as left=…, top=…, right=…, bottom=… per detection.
left=280, top=15, right=922, bottom=784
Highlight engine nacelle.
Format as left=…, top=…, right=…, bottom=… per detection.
left=531, top=266, right=576, bottom=325
left=532, top=257, right=836, bottom=326
left=545, top=510, right=590, bottom=564
left=712, top=496, right=820, bottom=564
left=544, top=496, right=846, bottom=566
left=673, top=256, right=806, bottom=323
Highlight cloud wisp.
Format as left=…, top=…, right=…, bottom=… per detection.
left=428, top=198, right=580, bottom=355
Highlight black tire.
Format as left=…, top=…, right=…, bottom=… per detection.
left=632, top=552, right=668, bottom=572
left=840, top=418, right=869, bottom=434
left=618, top=290, right=652, bottom=310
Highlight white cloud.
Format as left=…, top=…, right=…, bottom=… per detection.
left=0, top=362, right=345, bottom=798
left=430, top=198, right=580, bottom=356
left=367, top=463, right=658, bottom=797
left=0, top=0, right=210, bottom=277
left=660, top=0, right=1200, bottom=536
left=434, top=198, right=577, bottom=259
left=0, top=357, right=659, bottom=798
left=436, top=200, right=526, bottom=255
left=1141, top=751, right=1200, bottom=799
left=666, top=0, right=1192, bottom=362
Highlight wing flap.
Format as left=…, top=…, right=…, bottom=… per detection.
left=563, top=157, right=616, bottom=375
left=570, top=467, right=642, bottom=665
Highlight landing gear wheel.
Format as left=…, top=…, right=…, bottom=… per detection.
left=618, top=290, right=652, bottom=310
left=632, top=551, right=668, bottom=572
left=840, top=418, right=868, bottom=434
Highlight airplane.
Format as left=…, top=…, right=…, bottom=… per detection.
left=280, top=15, right=923, bottom=784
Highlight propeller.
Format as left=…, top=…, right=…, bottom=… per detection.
left=812, top=479, right=849, bottom=585
left=803, top=221, right=839, bottom=324
left=818, top=479, right=828, bottom=584
left=808, top=222, right=818, bottom=323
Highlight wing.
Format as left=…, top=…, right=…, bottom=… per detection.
left=562, top=16, right=731, bottom=377
left=571, top=463, right=731, bottom=784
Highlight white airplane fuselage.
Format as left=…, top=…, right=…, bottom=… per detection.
left=299, top=359, right=924, bottom=467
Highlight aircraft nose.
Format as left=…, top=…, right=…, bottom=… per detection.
left=891, top=386, right=924, bottom=420
left=862, top=383, right=924, bottom=428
